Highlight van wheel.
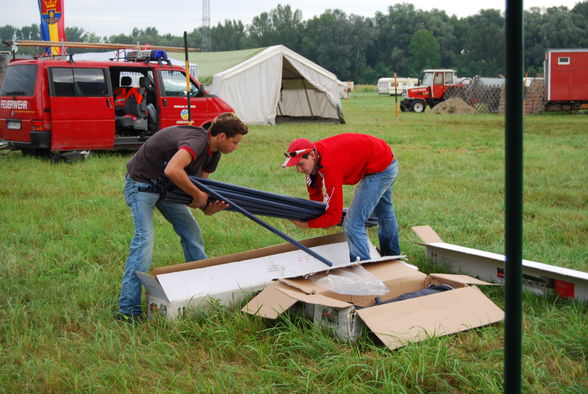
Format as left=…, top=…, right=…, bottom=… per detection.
left=22, top=148, right=50, bottom=158
left=51, top=153, right=66, bottom=163
left=51, top=151, right=90, bottom=163
left=412, top=101, right=426, bottom=113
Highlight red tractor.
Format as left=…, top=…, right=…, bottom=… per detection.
left=400, top=69, right=462, bottom=112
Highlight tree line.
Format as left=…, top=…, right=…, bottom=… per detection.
left=1, top=2, right=587, bottom=83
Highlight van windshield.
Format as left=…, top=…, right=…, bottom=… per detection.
left=0, top=65, right=38, bottom=96
left=160, top=70, right=200, bottom=97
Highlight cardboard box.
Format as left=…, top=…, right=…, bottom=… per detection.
left=242, top=258, right=504, bottom=350
left=412, top=225, right=588, bottom=302
left=136, top=232, right=382, bottom=319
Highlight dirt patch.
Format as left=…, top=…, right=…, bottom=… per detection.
left=431, top=97, right=477, bottom=114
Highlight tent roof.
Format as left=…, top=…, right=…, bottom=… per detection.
left=169, top=47, right=266, bottom=85
left=215, top=45, right=339, bottom=83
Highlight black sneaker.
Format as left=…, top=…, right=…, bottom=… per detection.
left=114, top=312, right=145, bottom=324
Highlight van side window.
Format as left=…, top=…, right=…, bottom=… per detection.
left=75, top=68, right=108, bottom=96
left=50, top=68, right=108, bottom=97
left=51, top=68, right=75, bottom=96
left=160, top=70, right=200, bottom=97
left=0, top=64, right=38, bottom=96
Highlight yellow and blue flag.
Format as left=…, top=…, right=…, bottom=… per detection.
left=38, top=0, right=66, bottom=55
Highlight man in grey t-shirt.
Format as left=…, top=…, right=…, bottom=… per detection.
left=117, top=113, right=248, bottom=322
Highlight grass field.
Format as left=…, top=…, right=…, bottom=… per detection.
left=1, top=86, right=587, bottom=392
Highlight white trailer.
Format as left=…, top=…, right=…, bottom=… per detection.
left=377, top=77, right=419, bottom=95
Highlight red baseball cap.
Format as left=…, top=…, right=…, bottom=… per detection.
left=282, top=138, right=315, bottom=167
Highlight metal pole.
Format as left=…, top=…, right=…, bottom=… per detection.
left=394, top=72, right=399, bottom=121
left=504, top=1, right=524, bottom=393
left=183, top=31, right=192, bottom=124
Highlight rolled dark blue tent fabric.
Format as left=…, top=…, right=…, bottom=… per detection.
left=138, top=176, right=381, bottom=267
left=192, top=178, right=335, bottom=267
left=201, top=188, right=325, bottom=217
left=140, top=176, right=378, bottom=227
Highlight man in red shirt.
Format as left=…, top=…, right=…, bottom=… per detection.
left=282, top=134, right=400, bottom=262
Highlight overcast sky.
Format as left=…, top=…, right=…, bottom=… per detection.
left=3, top=0, right=583, bottom=37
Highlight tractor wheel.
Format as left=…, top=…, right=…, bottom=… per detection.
left=412, top=100, right=426, bottom=113
left=399, top=101, right=408, bottom=112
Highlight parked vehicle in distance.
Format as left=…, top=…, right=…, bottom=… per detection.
left=377, top=77, right=418, bottom=96
left=399, top=69, right=467, bottom=112
left=0, top=48, right=234, bottom=157
left=339, top=80, right=354, bottom=99
left=544, top=48, right=588, bottom=112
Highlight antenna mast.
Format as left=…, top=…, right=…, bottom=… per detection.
left=202, top=0, right=211, bottom=52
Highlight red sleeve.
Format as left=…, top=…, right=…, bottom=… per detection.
left=306, top=170, right=343, bottom=228
left=179, top=145, right=197, bottom=161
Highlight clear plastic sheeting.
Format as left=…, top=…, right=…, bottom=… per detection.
left=308, top=265, right=389, bottom=296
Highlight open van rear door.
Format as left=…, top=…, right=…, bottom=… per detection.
left=48, top=67, right=115, bottom=150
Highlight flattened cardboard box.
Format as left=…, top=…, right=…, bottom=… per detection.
left=412, top=225, right=588, bottom=302
left=136, top=232, right=381, bottom=320
left=242, top=259, right=504, bottom=350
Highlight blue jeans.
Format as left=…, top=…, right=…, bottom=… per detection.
left=343, top=159, right=400, bottom=261
left=118, top=174, right=207, bottom=316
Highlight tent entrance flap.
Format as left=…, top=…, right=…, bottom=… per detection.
left=277, top=57, right=338, bottom=122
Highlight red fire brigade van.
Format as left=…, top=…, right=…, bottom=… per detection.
left=0, top=49, right=234, bottom=156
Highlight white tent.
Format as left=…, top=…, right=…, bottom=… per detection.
left=210, top=45, right=345, bottom=125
